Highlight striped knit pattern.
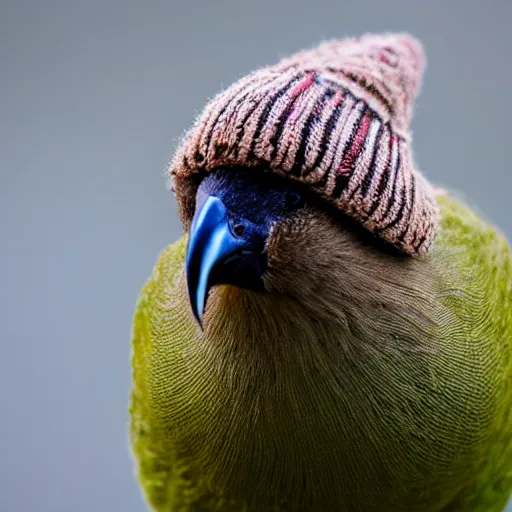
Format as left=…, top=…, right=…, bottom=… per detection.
left=170, top=33, right=439, bottom=256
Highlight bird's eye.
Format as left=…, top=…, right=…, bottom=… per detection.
left=285, top=191, right=305, bottom=210
left=233, top=223, right=245, bottom=236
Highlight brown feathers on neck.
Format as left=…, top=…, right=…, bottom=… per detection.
left=181, top=211, right=446, bottom=509
left=197, top=204, right=442, bottom=399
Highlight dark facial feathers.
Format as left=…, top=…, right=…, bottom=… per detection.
left=186, top=168, right=309, bottom=324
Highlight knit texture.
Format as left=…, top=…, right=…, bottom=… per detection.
left=170, top=33, right=439, bottom=256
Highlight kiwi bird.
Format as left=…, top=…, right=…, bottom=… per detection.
left=129, top=33, right=512, bottom=511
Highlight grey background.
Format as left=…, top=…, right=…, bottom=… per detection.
left=2, top=0, right=511, bottom=511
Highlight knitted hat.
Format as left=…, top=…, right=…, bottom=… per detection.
left=170, top=33, right=439, bottom=256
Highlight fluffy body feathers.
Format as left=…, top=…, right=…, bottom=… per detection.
left=130, top=192, right=512, bottom=511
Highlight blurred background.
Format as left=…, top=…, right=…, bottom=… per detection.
left=2, top=1, right=511, bottom=511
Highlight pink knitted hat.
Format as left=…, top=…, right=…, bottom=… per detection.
left=170, top=33, right=439, bottom=256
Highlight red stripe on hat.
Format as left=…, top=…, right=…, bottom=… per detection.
left=331, top=90, right=345, bottom=108
left=289, top=73, right=315, bottom=98
left=337, top=112, right=372, bottom=175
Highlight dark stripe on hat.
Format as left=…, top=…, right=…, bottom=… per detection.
left=290, top=88, right=332, bottom=177
left=204, top=77, right=271, bottom=158
left=227, top=80, right=281, bottom=154
left=331, top=173, right=350, bottom=199
left=203, top=102, right=230, bottom=160
left=414, top=232, right=428, bottom=252
left=339, top=70, right=394, bottom=117
left=211, top=78, right=278, bottom=160
left=248, top=77, right=300, bottom=160
left=233, top=100, right=263, bottom=158
left=303, top=91, right=345, bottom=178
left=365, top=129, right=394, bottom=218
left=360, top=122, right=383, bottom=198
left=344, top=113, right=379, bottom=202
left=377, top=180, right=407, bottom=233
left=396, top=171, right=416, bottom=242
left=378, top=140, right=401, bottom=224
left=270, top=75, right=315, bottom=160
left=311, top=90, right=356, bottom=185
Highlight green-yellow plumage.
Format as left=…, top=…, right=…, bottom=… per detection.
left=130, top=193, right=512, bottom=511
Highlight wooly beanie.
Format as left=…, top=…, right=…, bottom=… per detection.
left=170, top=33, right=438, bottom=256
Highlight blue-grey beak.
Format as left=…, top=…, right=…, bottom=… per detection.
left=185, top=195, right=266, bottom=327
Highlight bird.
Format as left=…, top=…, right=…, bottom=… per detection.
left=129, top=33, right=512, bottom=511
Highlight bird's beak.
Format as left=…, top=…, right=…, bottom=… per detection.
left=185, top=195, right=265, bottom=327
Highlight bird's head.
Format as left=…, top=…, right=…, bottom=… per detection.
left=186, top=166, right=411, bottom=327
left=173, top=33, right=439, bottom=328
